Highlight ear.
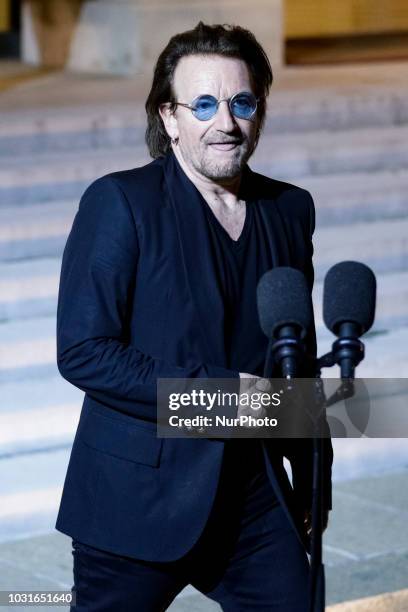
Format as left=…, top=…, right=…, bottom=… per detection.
left=159, top=103, right=179, bottom=142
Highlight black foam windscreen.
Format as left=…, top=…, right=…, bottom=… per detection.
left=323, top=261, right=376, bottom=335
left=256, top=267, right=313, bottom=339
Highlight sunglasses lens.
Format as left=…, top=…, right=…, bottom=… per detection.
left=231, top=93, right=257, bottom=119
left=192, top=95, right=218, bottom=120
left=190, top=92, right=257, bottom=121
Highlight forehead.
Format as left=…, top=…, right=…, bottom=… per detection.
left=172, top=54, right=253, bottom=99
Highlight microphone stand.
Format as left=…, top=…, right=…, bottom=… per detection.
left=263, top=336, right=328, bottom=612
left=308, top=338, right=363, bottom=612
left=265, top=338, right=362, bottom=612
left=308, top=367, right=330, bottom=612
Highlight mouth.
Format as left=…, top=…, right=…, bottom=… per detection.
left=208, top=142, right=241, bottom=151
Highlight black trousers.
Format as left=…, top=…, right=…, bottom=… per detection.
left=70, top=440, right=310, bottom=611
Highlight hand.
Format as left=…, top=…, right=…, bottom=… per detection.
left=237, top=373, right=272, bottom=427
left=303, top=508, right=330, bottom=539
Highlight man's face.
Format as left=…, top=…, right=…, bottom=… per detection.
left=160, top=54, right=260, bottom=182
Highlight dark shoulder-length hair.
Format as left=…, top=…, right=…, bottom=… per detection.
left=145, top=21, right=273, bottom=158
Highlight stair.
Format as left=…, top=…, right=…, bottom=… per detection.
left=0, top=63, right=407, bottom=545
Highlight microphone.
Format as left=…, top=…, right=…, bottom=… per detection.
left=257, top=267, right=313, bottom=378
left=323, top=261, right=376, bottom=378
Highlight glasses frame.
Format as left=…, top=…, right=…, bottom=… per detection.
left=174, top=90, right=260, bottom=121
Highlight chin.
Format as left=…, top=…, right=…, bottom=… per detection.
left=200, top=156, right=247, bottom=181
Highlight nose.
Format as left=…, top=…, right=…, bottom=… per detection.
left=213, top=99, right=236, bottom=131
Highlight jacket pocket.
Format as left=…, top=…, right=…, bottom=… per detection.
left=79, top=408, right=163, bottom=467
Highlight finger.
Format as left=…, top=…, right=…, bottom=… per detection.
left=255, top=378, right=272, bottom=391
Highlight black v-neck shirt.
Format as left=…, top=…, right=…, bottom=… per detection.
left=200, top=196, right=269, bottom=376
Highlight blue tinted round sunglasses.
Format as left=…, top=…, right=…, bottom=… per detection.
left=174, top=91, right=259, bottom=121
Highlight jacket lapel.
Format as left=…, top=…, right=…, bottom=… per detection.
left=163, top=151, right=227, bottom=367
left=241, top=165, right=292, bottom=268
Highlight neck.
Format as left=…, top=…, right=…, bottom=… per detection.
left=172, top=145, right=243, bottom=211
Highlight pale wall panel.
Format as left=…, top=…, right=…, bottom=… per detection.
left=0, top=0, right=10, bottom=32
left=285, top=0, right=408, bottom=38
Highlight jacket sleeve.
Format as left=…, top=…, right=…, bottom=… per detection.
left=284, top=189, right=334, bottom=512
left=56, top=176, right=239, bottom=422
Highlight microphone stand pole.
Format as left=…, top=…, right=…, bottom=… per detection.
left=264, top=338, right=327, bottom=612
left=308, top=351, right=339, bottom=612
left=308, top=373, right=327, bottom=612
left=308, top=348, right=359, bottom=612
left=265, top=342, right=358, bottom=612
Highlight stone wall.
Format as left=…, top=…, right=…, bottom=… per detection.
left=22, top=0, right=284, bottom=74
left=22, top=0, right=82, bottom=68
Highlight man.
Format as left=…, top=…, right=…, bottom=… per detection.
left=56, top=22, right=333, bottom=611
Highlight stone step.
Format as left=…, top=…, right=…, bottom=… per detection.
left=1, top=481, right=407, bottom=611
left=1, top=474, right=408, bottom=607
left=0, top=200, right=76, bottom=261
left=0, top=200, right=75, bottom=239
left=0, top=207, right=408, bottom=280
left=0, top=404, right=79, bottom=458
left=1, top=375, right=407, bottom=474
left=2, top=124, right=408, bottom=205
left=0, top=257, right=60, bottom=321
left=327, top=589, right=408, bottom=612
left=0, top=315, right=59, bottom=382
left=0, top=105, right=147, bottom=158
left=1, top=413, right=408, bottom=561
left=0, top=375, right=82, bottom=456
left=2, top=378, right=408, bottom=493
left=253, top=124, right=408, bottom=182
left=0, top=446, right=70, bottom=543
left=313, top=217, right=408, bottom=278
left=1, top=180, right=406, bottom=263
left=298, top=169, right=408, bottom=227
left=0, top=171, right=406, bottom=264
left=0, top=78, right=407, bottom=156
left=0, top=312, right=407, bottom=385
left=264, top=83, right=408, bottom=136
left=0, top=147, right=150, bottom=206
left=1, top=245, right=407, bottom=332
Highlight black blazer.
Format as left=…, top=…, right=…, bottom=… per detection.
left=55, top=150, right=333, bottom=561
